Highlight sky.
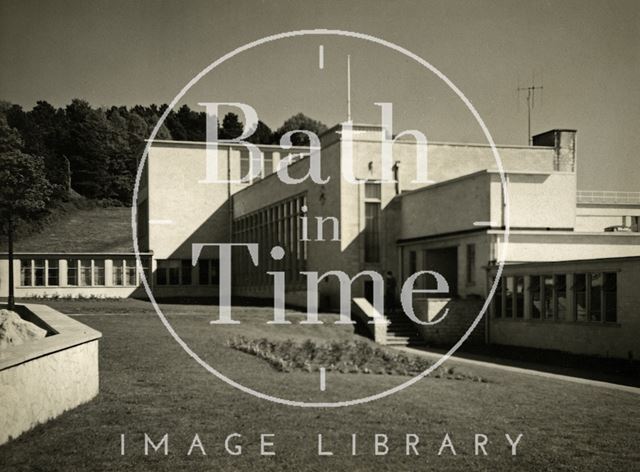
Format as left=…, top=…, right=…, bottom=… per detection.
left=1, top=0, right=638, bottom=191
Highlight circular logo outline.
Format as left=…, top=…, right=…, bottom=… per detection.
left=131, top=29, right=510, bottom=408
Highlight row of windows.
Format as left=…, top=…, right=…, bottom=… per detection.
left=492, top=272, right=617, bottom=323
left=232, top=194, right=308, bottom=287
left=156, top=259, right=219, bottom=286
left=20, top=258, right=148, bottom=287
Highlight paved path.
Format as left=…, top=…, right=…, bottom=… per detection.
left=395, top=346, right=640, bottom=395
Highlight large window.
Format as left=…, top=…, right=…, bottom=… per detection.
left=233, top=193, right=307, bottom=288
left=67, top=259, right=78, bottom=286
left=93, top=260, right=105, bottom=286
left=113, top=259, right=138, bottom=286
left=530, top=276, right=542, bottom=319
left=156, top=259, right=198, bottom=286
left=20, top=259, right=58, bottom=287
left=156, top=260, right=180, bottom=286
left=79, top=259, right=92, bottom=286
left=364, top=202, right=381, bottom=263
left=492, top=270, right=617, bottom=324
left=34, top=259, right=45, bottom=286
left=504, top=277, right=514, bottom=318
left=113, top=260, right=124, bottom=286
left=603, top=272, right=617, bottom=322
left=364, top=182, right=381, bottom=263
left=20, top=259, right=32, bottom=286
left=47, top=260, right=59, bottom=286
left=493, top=277, right=502, bottom=318
left=574, top=273, right=587, bottom=321
left=543, top=275, right=554, bottom=319
left=181, top=259, right=192, bottom=285
left=364, top=182, right=382, bottom=264
left=574, top=272, right=617, bottom=323
left=514, top=276, right=524, bottom=318
left=589, top=272, right=602, bottom=321
left=555, top=274, right=567, bottom=320
left=198, top=259, right=219, bottom=285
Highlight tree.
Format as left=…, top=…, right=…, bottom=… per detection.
left=247, top=120, right=274, bottom=145
left=220, top=112, right=243, bottom=140
left=62, top=99, right=112, bottom=198
left=273, top=113, right=328, bottom=146
left=0, top=122, right=52, bottom=308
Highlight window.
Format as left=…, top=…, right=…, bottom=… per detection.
left=574, top=273, right=587, bottom=321
left=157, top=260, right=181, bottom=285
left=20, top=259, right=32, bottom=286
left=505, top=277, right=514, bottom=318
left=34, top=259, right=45, bottom=286
left=157, top=263, right=167, bottom=285
left=589, top=272, right=603, bottom=321
left=67, top=259, right=78, bottom=286
left=199, top=259, right=209, bottom=285
left=181, top=259, right=192, bottom=285
left=514, top=276, right=524, bottom=318
left=112, top=259, right=137, bottom=286
left=364, top=202, right=381, bottom=263
left=364, top=182, right=381, bottom=264
left=573, top=272, right=616, bottom=323
left=364, top=182, right=381, bottom=199
left=47, top=260, right=59, bottom=286
left=113, top=260, right=124, bottom=286
left=493, top=277, right=502, bottom=318
left=157, top=259, right=191, bottom=285
left=211, top=259, right=219, bottom=284
left=233, top=193, right=306, bottom=287
left=530, top=276, right=542, bottom=319
left=169, top=263, right=179, bottom=285
left=93, top=260, right=105, bottom=286
left=466, top=244, right=476, bottom=285
left=198, top=259, right=219, bottom=285
left=79, top=259, right=92, bottom=286
left=125, top=259, right=137, bottom=286
left=555, top=274, right=567, bottom=320
left=543, top=275, right=554, bottom=319
left=603, top=272, right=617, bottom=322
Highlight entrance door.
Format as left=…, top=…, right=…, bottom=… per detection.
left=423, top=247, right=458, bottom=297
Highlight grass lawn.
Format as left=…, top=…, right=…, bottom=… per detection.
left=1, top=299, right=639, bottom=471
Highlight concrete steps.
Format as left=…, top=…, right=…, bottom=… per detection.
left=385, top=311, right=424, bottom=346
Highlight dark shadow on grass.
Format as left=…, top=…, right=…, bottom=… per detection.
left=409, top=342, right=640, bottom=388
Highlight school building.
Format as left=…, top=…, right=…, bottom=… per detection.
left=2, top=122, right=639, bottom=359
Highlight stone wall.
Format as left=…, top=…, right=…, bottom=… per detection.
left=0, top=304, right=101, bottom=445
left=413, top=297, right=486, bottom=347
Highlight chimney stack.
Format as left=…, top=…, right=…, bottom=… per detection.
left=532, top=129, right=577, bottom=172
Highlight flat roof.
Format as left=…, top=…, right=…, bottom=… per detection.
left=490, top=255, right=640, bottom=270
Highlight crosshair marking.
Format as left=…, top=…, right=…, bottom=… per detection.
left=319, top=367, right=326, bottom=391
left=318, top=45, right=324, bottom=69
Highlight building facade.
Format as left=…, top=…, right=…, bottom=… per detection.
left=3, top=121, right=639, bottom=359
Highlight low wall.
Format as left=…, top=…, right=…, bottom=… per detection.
left=413, top=297, right=485, bottom=347
left=351, top=298, right=387, bottom=344
left=490, top=320, right=629, bottom=359
left=0, top=304, right=101, bottom=445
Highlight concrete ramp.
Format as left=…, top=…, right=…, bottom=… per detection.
left=351, top=298, right=388, bottom=344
